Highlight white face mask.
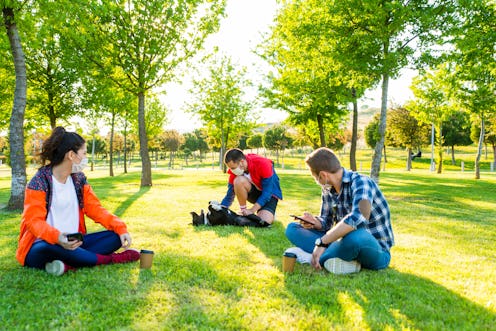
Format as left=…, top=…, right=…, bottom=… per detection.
left=72, top=156, right=89, bottom=173
left=231, top=166, right=244, bottom=176
left=315, top=174, right=332, bottom=191
left=321, top=183, right=332, bottom=191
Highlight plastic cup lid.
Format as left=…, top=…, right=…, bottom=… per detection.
left=283, top=252, right=297, bottom=258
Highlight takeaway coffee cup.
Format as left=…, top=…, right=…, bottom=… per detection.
left=140, top=249, right=154, bottom=269
left=282, top=252, right=297, bottom=273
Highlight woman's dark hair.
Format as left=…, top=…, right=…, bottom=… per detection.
left=40, top=127, right=85, bottom=166
left=224, top=148, right=246, bottom=164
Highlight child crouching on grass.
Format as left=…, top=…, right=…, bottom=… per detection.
left=16, top=126, right=140, bottom=276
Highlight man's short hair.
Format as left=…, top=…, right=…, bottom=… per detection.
left=224, top=148, right=246, bottom=164
left=305, top=147, right=341, bottom=175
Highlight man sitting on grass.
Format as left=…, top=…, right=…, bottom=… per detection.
left=221, top=148, right=282, bottom=225
left=285, top=147, right=394, bottom=274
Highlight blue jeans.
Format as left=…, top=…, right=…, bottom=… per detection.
left=24, top=230, right=122, bottom=269
left=285, top=222, right=391, bottom=270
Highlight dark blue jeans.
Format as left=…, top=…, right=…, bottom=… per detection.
left=24, top=230, right=122, bottom=269
left=285, top=222, right=391, bottom=270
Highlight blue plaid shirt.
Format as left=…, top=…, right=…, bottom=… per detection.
left=317, top=168, right=394, bottom=251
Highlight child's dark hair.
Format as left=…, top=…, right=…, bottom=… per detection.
left=40, top=127, right=85, bottom=166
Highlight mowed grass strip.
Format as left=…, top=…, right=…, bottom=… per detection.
left=0, top=166, right=494, bottom=330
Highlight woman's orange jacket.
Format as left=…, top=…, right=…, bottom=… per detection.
left=16, top=166, right=128, bottom=265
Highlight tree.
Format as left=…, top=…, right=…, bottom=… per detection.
left=193, top=128, right=209, bottom=162
left=0, top=135, right=7, bottom=152
left=261, top=1, right=356, bottom=149
left=471, top=113, right=496, bottom=170
left=409, top=65, right=457, bottom=173
left=80, top=70, right=136, bottom=177
left=321, top=0, right=455, bottom=181
left=22, top=0, right=80, bottom=129
left=450, top=0, right=496, bottom=179
left=145, top=97, right=168, bottom=143
left=247, top=133, right=263, bottom=154
left=188, top=55, right=256, bottom=172
left=1, top=2, right=27, bottom=210
left=0, top=64, right=14, bottom=130
left=181, top=132, right=198, bottom=166
left=387, top=107, right=430, bottom=170
left=442, top=111, right=472, bottom=164
left=365, top=113, right=390, bottom=167
left=145, top=98, right=168, bottom=168
left=62, top=0, right=225, bottom=186
left=485, top=115, right=496, bottom=170
left=263, top=125, right=293, bottom=167
left=160, top=130, right=183, bottom=169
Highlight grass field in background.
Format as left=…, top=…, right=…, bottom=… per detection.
left=0, top=147, right=495, bottom=330
left=70, top=144, right=496, bottom=174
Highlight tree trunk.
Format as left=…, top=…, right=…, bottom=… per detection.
left=436, top=123, right=443, bottom=174
left=316, top=114, right=326, bottom=147
left=91, top=134, right=96, bottom=171
left=123, top=114, right=128, bottom=174
left=492, top=143, right=496, bottom=171
left=138, top=91, right=152, bottom=186
left=3, top=7, right=27, bottom=211
left=350, top=88, right=358, bottom=171
left=475, top=117, right=484, bottom=179
left=451, top=145, right=455, bottom=165
left=406, top=147, right=412, bottom=171
left=109, top=111, right=115, bottom=177
left=220, top=129, right=228, bottom=173
left=370, top=72, right=389, bottom=183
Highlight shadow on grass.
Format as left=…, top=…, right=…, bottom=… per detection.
left=0, top=250, right=251, bottom=329
left=190, top=217, right=289, bottom=261
left=87, top=171, right=182, bottom=192
left=113, top=186, right=151, bottom=217
left=182, top=222, right=496, bottom=329
left=382, top=172, right=496, bottom=229
left=283, top=267, right=496, bottom=330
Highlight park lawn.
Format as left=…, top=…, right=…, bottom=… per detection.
left=0, top=165, right=494, bottom=330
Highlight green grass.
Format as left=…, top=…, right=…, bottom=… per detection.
left=0, top=152, right=495, bottom=330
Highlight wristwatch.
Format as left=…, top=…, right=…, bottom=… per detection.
left=315, top=237, right=329, bottom=248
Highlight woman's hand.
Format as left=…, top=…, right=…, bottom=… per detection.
left=58, top=233, right=82, bottom=250
left=120, top=233, right=132, bottom=249
left=311, top=246, right=325, bottom=270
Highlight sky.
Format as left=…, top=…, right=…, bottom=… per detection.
left=162, top=0, right=416, bottom=133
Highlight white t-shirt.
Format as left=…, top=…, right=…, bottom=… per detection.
left=46, top=175, right=80, bottom=234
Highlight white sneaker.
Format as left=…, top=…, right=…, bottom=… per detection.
left=45, top=260, right=65, bottom=276
left=284, top=247, right=312, bottom=264
left=324, top=258, right=361, bottom=275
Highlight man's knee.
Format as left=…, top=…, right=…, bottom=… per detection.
left=257, top=210, right=274, bottom=224
left=233, top=176, right=251, bottom=191
left=285, top=222, right=301, bottom=238
left=233, top=175, right=249, bottom=185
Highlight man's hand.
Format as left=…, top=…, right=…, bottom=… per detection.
left=300, top=212, right=322, bottom=230
left=312, top=245, right=326, bottom=270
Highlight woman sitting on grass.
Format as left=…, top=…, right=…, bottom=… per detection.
left=16, top=127, right=140, bottom=276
